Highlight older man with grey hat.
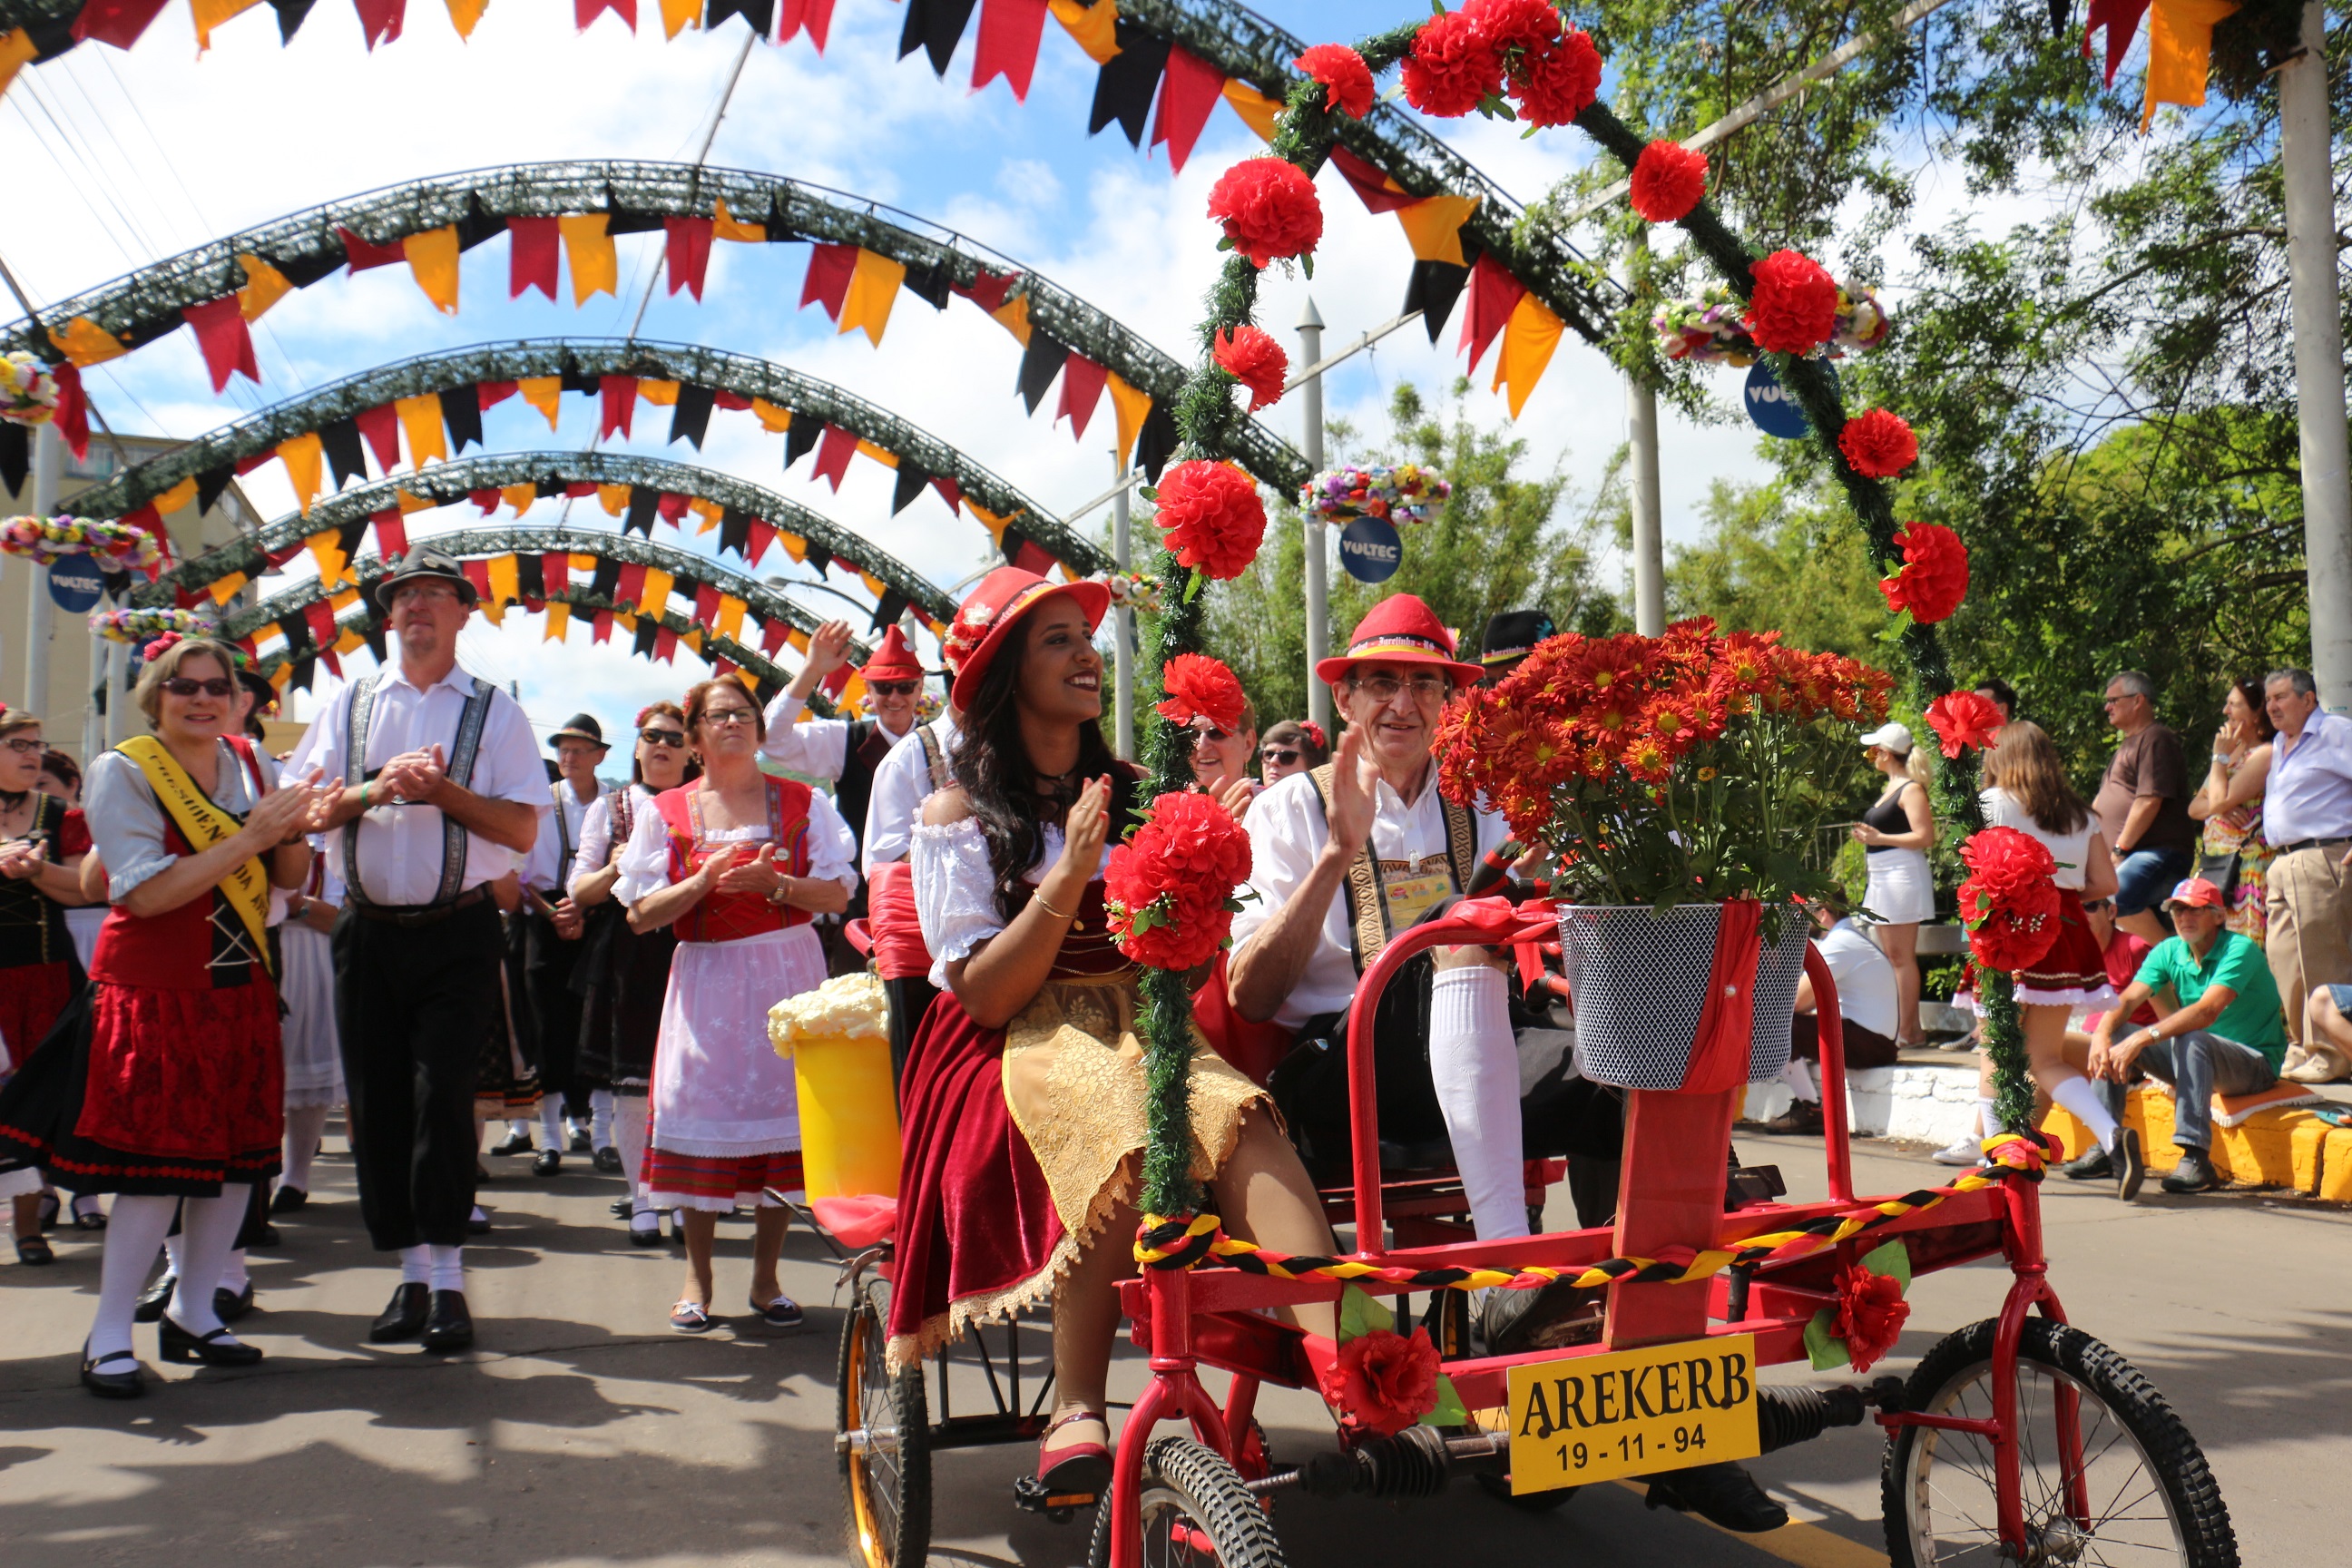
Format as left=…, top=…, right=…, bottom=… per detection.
left=291, top=550, right=547, bottom=1353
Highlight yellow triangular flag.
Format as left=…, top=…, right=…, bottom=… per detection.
left=486, top=552, right=518, bottom=609
left=681, top=627, right=703, bottom=653
left=500, top=483, right=536, bottom=516
left=990, top=293, right=1033, bottom=347
left=277, top=434, right=324, bottom=514
left=965, top=501, right=1014, bottom=549
left=191, top=0, right=263, bottom=51
left=394, top=394, right=448, bottom=467
left=712, top=197, right=764, bottom=242
left=208, top=571, right=248, bottom=606
left=48, top=317, right=126, bottom=367
left=335, top=627, right=366, bottom=656
left=1394, top=194, right=1482, bottom=266
left=775, top=531, right=807, bottom=564
left=1049, top=0, right=1119, bottom=64
left=839, top=249, right=906, bottom=347
left=855, top=438, right=899, bottom=468
left=558, top=214, right=617, bottom=304
left=639, top=568, right=674, bottom=613
left=328, top=586, right=360, bottom=612
left=568, top=552, right=596, bottom=576
left=2141, top=0, right=2239, bottom=132
left=518, top=376, right=562, bottom=430
left=1221, top=77, right=1283, bottom=142
left=1106, top=373, right=1152, bottom=472
left=152, top=476, right=200, bottom=516
left=544, top=601, right=571, bottom=642
left=403, top=226, right=461, bottom=315
left=597, top=484, right=630, bottom=517
left=396, top=489, right=436, bottom=514
left=637, top=379, right=680, bottom=406
left=446, top=0, right=490, bottom=38
left=750, top=397, right=792, bottom=433
left=0, top=30, right=38, bottom=100
left=714, top=593, right=747, bottom=642
left=689, top=497, right=723, bottom=534
left=305, top=528, right=352, bottom=586
left=237, top=254, right=293, bottom=322
left=1491, top=292, right=1563, bottom=419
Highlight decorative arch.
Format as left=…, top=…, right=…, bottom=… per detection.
left=5, top=160, right=1308, bottom=492
left=142, top=449, right=960, bottom=631
left=227, top=524, right=874, bottom=709
left=75, top=337, right=1107, bottom=576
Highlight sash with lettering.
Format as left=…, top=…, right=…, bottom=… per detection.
left=116, top=735, right=275, bottom=976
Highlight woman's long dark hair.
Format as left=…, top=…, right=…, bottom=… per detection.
left=950, top=613, right=1137, bottom=919
left=2233, top=677, right=2278, bottom=743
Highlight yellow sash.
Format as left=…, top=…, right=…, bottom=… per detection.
left=117, top=736, right=274, bottom=975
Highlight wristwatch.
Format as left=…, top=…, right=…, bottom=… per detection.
left=767, top=877, right=792, bottom=907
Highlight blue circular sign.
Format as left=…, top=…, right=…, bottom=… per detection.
left=1743, top=359, right=1838, bottom=439
left=46, top=559, right=103, bottom=613
left=1338, top=516, right=1403, bottom=583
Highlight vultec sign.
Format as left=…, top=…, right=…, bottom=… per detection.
left=1338, top=516, right=1403, bottom=583
left=1743, top=359, right=1838, bottom=439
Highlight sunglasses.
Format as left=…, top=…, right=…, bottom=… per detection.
left=162, top=677, right=236, bottom=698
left=1259, top=747, right=1298, bottom=765
left=1189, top=723, right=1234, bottom=745
left=2082, top=899, right=2113, bottom=913
left=639, top=728, right=685, bottom=748
left=867, top=680, right=920, bottom=697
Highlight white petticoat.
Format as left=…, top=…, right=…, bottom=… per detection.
left=279, top=922, right=345, bottom=1108
left=647, top=926, right=825, bottom=1159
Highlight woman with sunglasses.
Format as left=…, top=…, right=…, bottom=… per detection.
left=890, top=568, right=1334, bottom=1495
left=616, top=680, right=858, bottom=1330
left=1187, top=695, right=1261, bottom=819
left=0, top=637, right=315, bottom=1396
left=569, top=703, right=695, bottom=1244
left=1256, top=719, right=1328, bottom=785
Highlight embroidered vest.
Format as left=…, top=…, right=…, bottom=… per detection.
left=653, top=776, right=816, bottom=944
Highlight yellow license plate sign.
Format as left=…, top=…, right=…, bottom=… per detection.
left=1505, top=1333, right=1761, bottom=1494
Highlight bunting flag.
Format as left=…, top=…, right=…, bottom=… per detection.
left=669, top=382, right=716, bottom=447
left=318, top=417, right=367, bottom=487
left=303, top=596, right=338, bottom=651
left=356, top=403, right=401, bottom=470
left=519, top=375, right=563, bottom=429
left=663, top=216, right=714, bottom=299
left=746, top=516, right=775, bottom=564
left=353, top=0, right=403, bottom=49
left=973, top=0, right=1050, bottom=100
left=839, top=249, right=905, bottom=345
left=509, top=216, right=560, bottom=299
left=1051, top=0, right=1116, bottom=62
left=1458, top=252, right=1528, bottom=373
left=778, top=0, right=835, bottom=49
left=692, top=581, right=720, bottom=626
left=575, top=0, right=633, bottom=31
left=48, top=317, right=126, bottom=368
left=1491, top=293, right=1564, bottom=419
left=404, top=226, right=460, bottom=314
left=900, top=0, right=979, bottom=74
left=2140, top=0, right=2239, bottom=130
left=304, top=528, right=351, bottom=587
left=278, top=431, right=325, bottom=514
left=615, top=561, right=647, bottom=612
left=623, top=485, right=660, bottom=537
left=540, top=552, right=570, bottom=596
left=1151, top=45, right=1226, bottom=174
left=208, top=572, right=248, bottom=605
left=181, top=296, right=259, bottom=392
left=558, top=214, right=617, bottom=303
left=544, top=601, right=570, bottom=642
left=442, top=386, right=483, bottom=452
left=238, top=253, right=294, bottom=321
left=374, top=508, right=407, bottom=559
left=486, top=551, right=519, bottom=611
left=715, top=593, right=748, bottom=642
left=1091, top=21, right=1169, bottom=147
left=599, top=375, right=637, bottom=438
left=1220, top=77, right=1283, bottom=142
left=802, top=243, right=858, bottom=320
left=339, top=226, right=405, bottom=271
left=394, top=392, right=448, bottom=466
left=1107, top=371, right=1151, bottom=472
left=449, top=0, right=490, bottom=37
left=812, top=423, right=858, bottom=490
left=1055, top=351, right=1108, bottom=438
left=501, top=482, right=537, bottom=515
left=1017, top=328, right=1069, bottom=414
left=596, top=483, right=631, bottom=517
left=1396, top=195, right=1483, bottom=268
left=641, top=566, right=674, bottom=614
left=593, top=608, right=614, bottom=643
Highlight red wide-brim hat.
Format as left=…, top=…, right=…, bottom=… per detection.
left=1313, top=592, right=1483, bottom=687
left=947, top=566, right=1112, bottom=712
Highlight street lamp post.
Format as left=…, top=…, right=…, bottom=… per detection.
left=1298, top=297, right=1329, bottom=731
left=1112, top=458, right=1135, bottom=760
left=2280, top=0, right=2352, bottom=709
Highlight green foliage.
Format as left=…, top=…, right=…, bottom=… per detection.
left=1665, top=476, right=1888, bottom=660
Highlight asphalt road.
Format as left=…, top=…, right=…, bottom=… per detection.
left=2, top=1130, right=2344, bottom=1568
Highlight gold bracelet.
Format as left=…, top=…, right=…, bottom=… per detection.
left=1032, top=888, right=1076, bottom=922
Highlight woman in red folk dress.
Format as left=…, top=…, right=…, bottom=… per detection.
left=0, top=637, right=314, bottom=1396
left=891, top=567, right=1335, bottom=1495
left=615, top=678, right=858, bottom=1334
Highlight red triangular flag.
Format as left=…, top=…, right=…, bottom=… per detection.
left=181, top=296, right=259, bottom=392
left=355, top=404, right=400, bottom=471
left=373, top=509, right=407, bottom=560
left=353, top=0, right=406, bottom=49
left=542, top=553, right=570, bottom=594
left=747, top=517, right=775, bottom=565
left=952, top=269, right=1019, bottom=313
left=338, top=226, right=406, bottom=270
left=760, top=618, right=789, bottom=656
left=655, top=626, right=679, bottom=663
left=478, top=379, right=518, bottom=408
left=1055, top=353, right=1109, bottom=441
left=972, top=0, right=1049, bottom=100
left=693, top=583, right=720, bottom=625
left=801, top=243, right=858, bottom=320
left=305, top=598, right=339, bottom=649
left=663, top=217, right=714, bottom=300
left=74, top=0, right=173, bottom=48
left=321, top=645, right=344, bottom=680
left=507, top=217, right=560, bottom=300
left=50, top=362, right=89, bottom=459
left=822, top=662, right=851, bottom=698
left=931, top=475, right=963, bottom=513
left=575, top=0, right=633, bottom=29
left=2082, top=0, right=2152, bottom=88
left=812, top=423, right=858, bottom=490
left=593, top=610, right=614, bottom=644
left=712, top=655, right=737, bottom=680
left=236, top=452, right=276, bottom=476
left=656, top=491, right=690, bottom=524
left=1327, top=144, right=1420, bottom=215
left=265, top=537, right=305, bottom=567
left=564, top=481, right=597, bottom=499
left=599, top=376, right=637, bottom=438
left=461, top=560, right=493, bottom=603
left=778, top=0, right=835, bottom=50
left=469, top=488, right=501, bottom=514
left=1151, top=45, right=1226, bottom=174
left=615, top=562, right=648, bottom=610
left=1458, top=252, right=1527, bottom=372
left=713, top=390, right=753, bottom=411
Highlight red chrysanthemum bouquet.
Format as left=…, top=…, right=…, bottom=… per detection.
left=1926, top=690, right=2004, bottom=759
left=1105, top=790, right=1254, bottom=973
left=1746, top=248, right=1840, bottom=355
left=1155, top=653, right=1248, bottom=730
left=1629, top=141, right=1708, bottom=223
left=1295, top=43, right=1374, bottom=118
left=1956, top=826, right=2064, bottom=973
left=1436, top=618, right=1895, bottom=905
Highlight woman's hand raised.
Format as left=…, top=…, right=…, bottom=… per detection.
left=1039, top=775, right=1112, bottom=915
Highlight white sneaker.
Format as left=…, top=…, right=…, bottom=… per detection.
left=1931, top=1136, right=1984, bottom=1166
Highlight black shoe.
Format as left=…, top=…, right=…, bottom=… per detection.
left=2161, top=1147, right=2218, bottom=1193
left=269, top=1186, right=309, bottom=1215
left=466, top=1209, right=492, bottom=1236
left=422, top=1290, right=474, bottom=1353
left=1644, top=1461, right=1788, bottom=1534
left=81, top=1346, right=144, bottom=1399
left=159, top=1316, right=264, bottom=1367
left=133, top=1272, right=178, bottom=1323
left=1760, top=1098, right=1824, bottom=1136
left=2114, top=1126, right=2146, bottom=1202
left=214, top=1282, right=255, bottom=1324
left=490, top=1132, right=534, bottom=1156
left=629, top=1219, right=665, bottom=1247
left=608, top=1197, right=634, bottom=1219
left=369, top=1282, right=431, bottom=1343
left=249, top=1221, right=282, bottom=1249
left=532, top=1150, right=561, bottom=1178
left=14, top=1235, right=55, bottom=1266
left=2059, top=1145, right=2113, bottom=1181
left=569, top=1127, right=592, bottom=1153
left=1480, top=1279, right=1606, bottom=1358
left=593, top=1147, right=624, bottom=1175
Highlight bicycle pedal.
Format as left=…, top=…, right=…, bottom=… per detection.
left=1011, top=1473, right=1098, bottom=1519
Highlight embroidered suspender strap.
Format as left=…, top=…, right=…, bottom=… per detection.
left=1441, top=796, right=1478, bottom=900
left=339, top=671, right=381, bottom=907
left=917, top=721, right=952, bottom=793
left=1307, top=762, right=1387, bottom=973
left=338, top=671, right=498, bottom=909
left=118, top=736, right=274, bottom=975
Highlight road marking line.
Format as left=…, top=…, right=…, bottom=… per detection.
left=1610, top=1479, right=1891, bottom=1568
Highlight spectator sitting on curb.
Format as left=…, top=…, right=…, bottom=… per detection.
left=2079, top=877, right=2288, bottom=1195
left=1759, top=891, right=1900, bottom=1136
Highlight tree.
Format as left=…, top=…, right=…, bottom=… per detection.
left=1665, top=475, right=1887, bottom=660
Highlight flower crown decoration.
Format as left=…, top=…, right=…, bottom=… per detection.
left=142, top=632, right=185, bottom=662
left=92, top=605, right=214, bottom=645
left=1300, top=464, right=1452, bottom=527
left=1652, top=281, right=1893, bottom=368
left=3, top=352, right=61, bottom=426
left=1298, top=720, right=1328, bottom=752
left=1, top=514, right=164, bottom=570
left=1098, top=570, right=1164, bottom=616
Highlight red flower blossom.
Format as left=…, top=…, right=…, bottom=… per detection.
left=1464, top=0, right=1560, bottom=57
left=1212, top=325, right=1289, bottom=412
left=1508, top=27, right=1602, bottom=127
left=1745, top=249, right=1839, bottom=356
left=1957, top=827, right=2064, bottom=973
left=1400, top=10, right=1501, bottom=118
left=1205, top=157, right=1323, bottom=270
left=1318, top=1327, right=1441, bottom=1436
left=1925, top=690, right=2004, bottom=759
left=1295, top=43, right=1373, bottom=119
left=1152, top=461, right=1267, bottom=580
left=1877, top=521, right=1969, bottom=624
left=1629, top=141, right=1708, bottom=223
left=1156, top=653, right=1248, bottom=731
left=1105, top=790, right=1252, bottom=972
left=1838, top=407, right=1919, bottom=478
left=1830, top=1264, right=1909, bottom=1373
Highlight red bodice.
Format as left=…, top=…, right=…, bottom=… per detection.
left=90, top=812, right=266, bottom=991
left=654, top=777, right=817, bottom=945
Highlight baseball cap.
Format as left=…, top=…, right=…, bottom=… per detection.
left=1859, top=720, right=1913, bottom=756
left=2162, top=877, right=2225, bottom=911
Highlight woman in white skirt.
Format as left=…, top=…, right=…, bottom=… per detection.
left=1852, top=720, right=1937, bottom=1047
left=615, top=678, right=858, bottom=1334
left=272, top=839, right=344, bottom=1212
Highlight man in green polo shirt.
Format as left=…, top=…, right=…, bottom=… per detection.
left=2085, top=877, right=2287, bottom=1194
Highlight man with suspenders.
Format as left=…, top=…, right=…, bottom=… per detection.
left=520, top=713, right=613, bottom=1176
left=861, top=688, right=959, bottom=1080
left=298, top=552, right=548, bottom=1353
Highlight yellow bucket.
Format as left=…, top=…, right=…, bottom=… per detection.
left=790, top=1032, right=900, bottom=1201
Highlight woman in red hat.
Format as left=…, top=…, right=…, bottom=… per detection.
left=890, top=567, right=1333, bottom=1494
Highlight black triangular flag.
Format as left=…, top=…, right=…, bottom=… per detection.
left=900, top=262, right=954, bottom=311
left=890, top=461, right=932, bottom=515
left=1403, top=261, right=1471, bottom=344
left=318, top=416, right=367, bottom=486
left=25, top=15, right=79, bottom=56
left=442, top=386, right=484, bottom=453
left=1018, top=328, right=1069, bottom=415
left=193, top=465, right=236, bottom=515
left=268, top=0, right=317, bottom=42
left=277, top=613, right=314, bottom=654
left=805, top=544, right=832, bottom=576
left=632, top=616, right=660, bottom=657
left=559, top=365, right=599, bottom=397
left=1090, top=22, right=1170, bottom=148
left=897, top=0, right=978, bottom=77
left=590, top=556, right=622, bottom=602
left=623, top=486, right=659, bottom=538
left=1002, top=524, right=1030, bottom=566
left=869, top=588, right=909, bottom=634
left=287, top=655, right=317, bottom=694
left=515, top=553, right=545, bottom=602
left=266, top=244, right=342, bottom=290
left=706, top=0, right=775, bottom=37
left=335, top=516, right=368, bottom=564
left=362, top=623, right=387, bottom=663
left=535, top=478, right=570, bottom=502
left=753, top=674, right=782, bottom=705
left=0, top=422, right=30, bottom=495
left=719, top=507, right=750, bottom=558
left=456, top=193, right=505, bottom=252
left=1136, top=400, right=1180, bottom=482
left=118, top=315, right=179, bottom=353
left=782, top=417, right=821, bottom=470
left=669, top=382, right=715, bottom=449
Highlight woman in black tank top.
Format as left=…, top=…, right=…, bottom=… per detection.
left=1851, top=722, right=1937, bottom=1046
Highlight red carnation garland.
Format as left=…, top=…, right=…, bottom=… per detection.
left=1877, top=521, right=1969, bottom=624
left=1629, top=141, right=1708, bottom=223
left=1746, top=249, right=1839, bottom=355
left=1318, top=1326, right=1443, bottom=1437
left=1829, top=1263, right=1910, bottom=1374
left=1156, top=653, right=1249, bottom=731
left=1212, top=325, right=1289, bottom=411
left=1206, top=157, right=1324, bottom=270
left=1400, top=8, right=1500, bottom=117
left=1508, top=26, right=1602, bottom=127
left=1838, top=407, right=1919, bottom=478
left=1105, top=790, right=1254, bottom=973
left=1295, top=43, right=1374, bottom=119
left=1956, top=826, right=2064, bottom=974
left=1151, top=460, right=1268, bottom=581
left=1926, top=690, right=2004, bottom=759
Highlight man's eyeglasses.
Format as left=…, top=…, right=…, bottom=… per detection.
left=1, top=737, right=42, bottom=756
left=2082, top=899, right=2113, bottom=913
left=1259, top=746, right=1298, bottom=766
left=162, top=677, right=236, bottom=698
left=1350, top=672, right=1449, bottom=704
left=640, top=728, right=686, bottom=748
left=867, top=680, right=920, bottom=697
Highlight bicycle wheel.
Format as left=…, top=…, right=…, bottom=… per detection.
left=1883, top=1317, right=2238, bottom=1567
left=836, top=1277, right=930, bottom=1568
left=1087, top=1436, right=1287, bottom=1568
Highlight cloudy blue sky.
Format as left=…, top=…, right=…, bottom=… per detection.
left=0, top=1, right=2111, bottom=743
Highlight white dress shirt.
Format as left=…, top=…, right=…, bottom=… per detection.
left=758, top=693, right=917, bottom=781
left=524, top=779, right=604, bottom=895
left=288, top=663, right=549, bottom=907
left=861, top=715, right=960, bottom=874
left=2264, top=710, right=2352, bottom=847
left=84, top=740, right=277, bottom=901
left=1232, top=764, right=1510, bottom=1033
left=566, top=783, right=654, bottom=900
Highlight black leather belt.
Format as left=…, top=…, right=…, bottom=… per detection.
left=352, top=885, right=491, bottom=927
left=2276, top=838, right=2352, bottom=856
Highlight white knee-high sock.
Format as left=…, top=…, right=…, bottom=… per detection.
left=166, top=1186, right=250, bottom=1337
left=400, top=1243, right=432, bottom=1285
left=613, top=1092, right=651, bottom=1210
left=282, top=1102, right=332, bottom=1192
left=220, top=1249, right=250, bottom=1293
left=162, top=1230, right=184, bottom=1279
left=541, top=1095, right=566, bottom=1147
left=1779, top=1057, right=1818, bottom=1102
left=89, top=1195, right=177, bottom=1361
left=428, top=1243, right=465, bottom=1294
left=590, top=1088, right=616, bottom=1152
left=2050, top=1075, right=2121, bottom=1152
left=1428, top=965, right=1531, bottom=1242
left=1977, top=1097, right=2000, bottom=1139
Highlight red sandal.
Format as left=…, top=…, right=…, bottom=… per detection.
left=1036, top=1408, right=1112, bottom=1494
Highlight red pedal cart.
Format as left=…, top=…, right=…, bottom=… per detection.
left=835, top=902, right=2239, bottom=1568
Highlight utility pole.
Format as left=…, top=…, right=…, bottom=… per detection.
left=2280, top=0, right=2352, bottom=709
left=1298, top=296, right=1329, bottom=730
left=1625, top=238, right=1666, bottom=635
left=1112, top=453, right=1134, bottom=760
left=24, top=422, right=59, bottom=719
